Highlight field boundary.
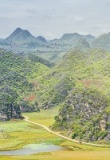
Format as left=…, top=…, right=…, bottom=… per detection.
left=24, top=115, right=110, bottom=148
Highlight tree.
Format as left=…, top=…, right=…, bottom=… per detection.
left=0, top=86, right=21, bottom=120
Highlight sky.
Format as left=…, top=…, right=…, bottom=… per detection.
left=0, top=0, right=110, bottom=39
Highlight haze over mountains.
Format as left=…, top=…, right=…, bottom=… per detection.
left=0, top=27, right=110, bottom=62
left=0, top=28, right=46, bottom=50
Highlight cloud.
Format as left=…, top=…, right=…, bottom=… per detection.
left=0, top=0, right=110, bottom=38
left=45, top=32, right=57, bottom=39
left=73, top=16, right=84, bottom=21
left=26, top=9, right=38, bottom=14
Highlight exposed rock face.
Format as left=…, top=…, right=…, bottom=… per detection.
left=0, top=106, right=22, bottom=121
left=54, top=89, right=110, bottom=142
left=0, top=112, right=7, bottom=121
left=100, top=119, right=107, bottom=131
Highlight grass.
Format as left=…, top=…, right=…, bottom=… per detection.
left=1, top=150, right=110, bottom=160
left=24, top=106, right=60, bottom=127
left=0, top=108, right=110, bottom=160
left=0, top=120, right=57, bottom=151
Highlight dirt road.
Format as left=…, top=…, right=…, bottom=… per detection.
left=24, top=115, right=109, bottom=148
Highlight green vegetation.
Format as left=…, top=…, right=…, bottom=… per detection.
left=0, top=28, right=95, bottom=62
left=74, top=38, right=90, bottom=51
left=0, top=49, right=50, bottom=120
left=0, top=47, right=110, bottom=142
left=0, top=28, right=110, bottom=159
left=0, top=120, right=58, bottom=151
left=24, top=106, right=60, bottom=127
left=0, top=110, right=110, bottom=160
left=92, top=32, right=110, bottom=51
left=35, top=49, right=110, bottom=142
left=28, top=54, right=54, bottom=68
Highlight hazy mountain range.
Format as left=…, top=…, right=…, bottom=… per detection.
left=1, top=28, right=110, bottom=59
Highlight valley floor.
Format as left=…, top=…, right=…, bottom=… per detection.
left=0, top=107, right=110, bottom=160
left=24, top=115, right=109, bottom=147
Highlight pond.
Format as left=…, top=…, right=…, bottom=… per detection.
left=0, top=143, right=63, bottom=156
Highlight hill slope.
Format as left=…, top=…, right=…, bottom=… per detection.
left=5, top=28, right=45, bottom=47
left=0, top=29, right=95, bottom=62
left=54, top=50, right=110, bottom=142
left=36, top=49, right=110, bottom=142
left=92, top=33, right=110, bottom=51
left=0, top=50, right=50, bottom=120
left=74, top=38, right=90, bottom=51
left=0, top=47, right=110, bottom=142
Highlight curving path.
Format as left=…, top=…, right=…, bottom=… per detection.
left=24, top=115, right=109, bottom=148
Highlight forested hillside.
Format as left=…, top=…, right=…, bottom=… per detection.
left=0, top=47, right=110, bottom=142
left=0, top=49, right=50, bottom=120
left=36, top=49, right=110, bottom=142
left=92, top=33, right=110, bottom=51
left=53, top=49, right=110, bottom=142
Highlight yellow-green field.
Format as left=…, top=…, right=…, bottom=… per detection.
left=0, top=107, right=110, bottom=160
left=24, top=106, right=60, bottom=127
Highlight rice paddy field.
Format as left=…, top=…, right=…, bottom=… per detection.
left=0, top=107, right=110, bottom=160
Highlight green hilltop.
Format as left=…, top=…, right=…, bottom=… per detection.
left=92, top=33, right=110, bottom=51
left=35, top=49, right=110, bottom=142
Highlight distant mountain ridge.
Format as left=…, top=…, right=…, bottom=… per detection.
left=74, top=38, right=90, bottom=51
left=36, top=36, right=47, bottom=43
left=4, top=28, right=46, bottom=48
left=0, top=28, right=110, bottom=62
left=7, top=27, right=33, bottom=37
left=50, top=33, right=95, bottom=46
left=92, top=32, right=110, bottom=50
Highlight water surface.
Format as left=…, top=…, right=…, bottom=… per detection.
left=0, top=143, right=63, bottom=156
